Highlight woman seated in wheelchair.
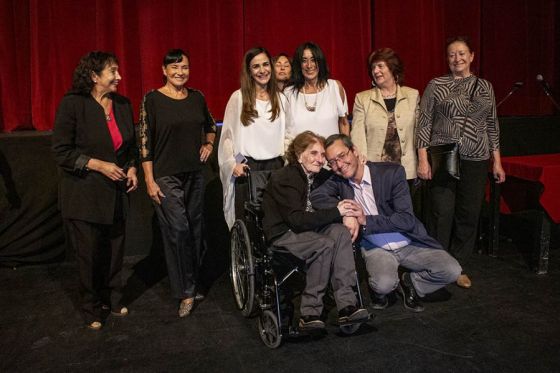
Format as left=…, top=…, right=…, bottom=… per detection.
left=262, top=131, right=368, bottom=331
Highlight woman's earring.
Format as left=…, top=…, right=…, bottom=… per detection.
left=371, top=80, right=376, bottom=88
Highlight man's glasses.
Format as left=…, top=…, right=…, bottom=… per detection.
left=327, top=149, right=351, bottom=167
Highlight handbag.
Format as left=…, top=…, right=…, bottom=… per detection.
left=428, top=77, right=479, bottom=180
left=428, top=142, right=461, bottom=179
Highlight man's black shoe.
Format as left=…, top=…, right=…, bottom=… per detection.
left=298, top=315, right=325, bottom=330
left=338, top=305, right=369, bottom=324
left=398, top=272, right=425, bottom=312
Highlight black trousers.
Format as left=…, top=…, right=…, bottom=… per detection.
left=234, top=156, right=284, bottom=223
left=154, top=171, right=205, bottom=299
left=427, top=159, right=488, bottom=261
left=66, top=217, right=125, bottom=324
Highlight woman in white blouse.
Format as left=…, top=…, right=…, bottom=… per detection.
left=285, top=41, right=349, bottom=141
left=218, top=47, right=288, bottom=229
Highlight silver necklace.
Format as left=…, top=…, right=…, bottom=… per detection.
left=302, top=85, right=318, bottom=112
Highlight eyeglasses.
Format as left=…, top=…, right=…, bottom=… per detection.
left=327, top=149, right=351, bottom=167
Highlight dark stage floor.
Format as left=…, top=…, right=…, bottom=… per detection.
left=1, top=246, right=559, bottom=373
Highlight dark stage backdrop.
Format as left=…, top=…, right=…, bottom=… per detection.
left=1, top=0, right=559, bottom=132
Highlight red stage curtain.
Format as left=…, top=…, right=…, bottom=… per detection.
left=0, top=0, right=559, bottom=132
left=373, top=0, right=446, bottom=93
left=0, top=0, right=32, bottom=131
left=481, top=0, right=559, bottom=116
left=24, top=0, right=243, bottom=131
left=243, top=0, right=372, bottom=113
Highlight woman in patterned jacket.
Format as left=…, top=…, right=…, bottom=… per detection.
left=416, top=36, right=506, bottom=289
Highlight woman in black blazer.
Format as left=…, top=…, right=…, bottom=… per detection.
left=52, top=51, right=138, bottom=330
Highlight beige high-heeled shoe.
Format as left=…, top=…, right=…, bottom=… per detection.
left=456, top=274, right=472, bottom=289
left=111, top=306, right=129, bottom=317
left=87, top=321, right=103, bottom=330
left=178, top=298, right=194, bottom=318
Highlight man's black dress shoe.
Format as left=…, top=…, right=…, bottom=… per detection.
left=370, top=294, right=389, bottom=310
left=398, top=272, right=424, bottom=312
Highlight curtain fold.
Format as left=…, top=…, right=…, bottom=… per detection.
left=0, top=0, right=558, bottom=132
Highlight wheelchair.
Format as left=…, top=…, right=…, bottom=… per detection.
left=229, top=169, right=370, bottom=348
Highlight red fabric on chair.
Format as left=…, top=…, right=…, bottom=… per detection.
left=500, top=154, right=560, bottom=223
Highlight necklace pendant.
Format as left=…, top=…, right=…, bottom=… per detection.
left=105, top=114, right=111, bottom=121
left=306, top=106, right=316, bottom=112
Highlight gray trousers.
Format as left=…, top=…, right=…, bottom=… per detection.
left=362, top=244, right=461, bottom=297
left=272, top=224, right=357, bottom=317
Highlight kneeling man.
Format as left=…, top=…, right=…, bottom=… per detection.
left=312, top=134, right=461, bottom=312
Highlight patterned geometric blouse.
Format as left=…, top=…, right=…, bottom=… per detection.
left=416, top=74, right=500, bottom=161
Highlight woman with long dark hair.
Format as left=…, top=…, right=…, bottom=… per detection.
left=218, top=47, right=288, bottom=229
left=285, top=42, right=350, bottom=140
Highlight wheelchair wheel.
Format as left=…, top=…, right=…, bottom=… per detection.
left=258, top=310, right=282, bottom=348
left=230, top=219, right=255, bottom=317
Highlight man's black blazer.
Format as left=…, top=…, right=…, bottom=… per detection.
left=311, top=161, right=442, bottom=249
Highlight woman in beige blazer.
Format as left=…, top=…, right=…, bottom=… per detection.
left=351, top=48, right=419, bottom=181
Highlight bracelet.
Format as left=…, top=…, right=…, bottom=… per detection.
left=203, top=141, right=214, bottom=148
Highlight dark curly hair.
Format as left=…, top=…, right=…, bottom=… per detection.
left=70, top=51, right=118, bottom=95
left=286, top=131, right=325, bottom=165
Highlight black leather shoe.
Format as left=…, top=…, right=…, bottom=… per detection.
left=338, top=305, right=369, bottom=324
left=398, top=272, right=424, bottom=312
left=370, top=293, right=389, bottom=310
